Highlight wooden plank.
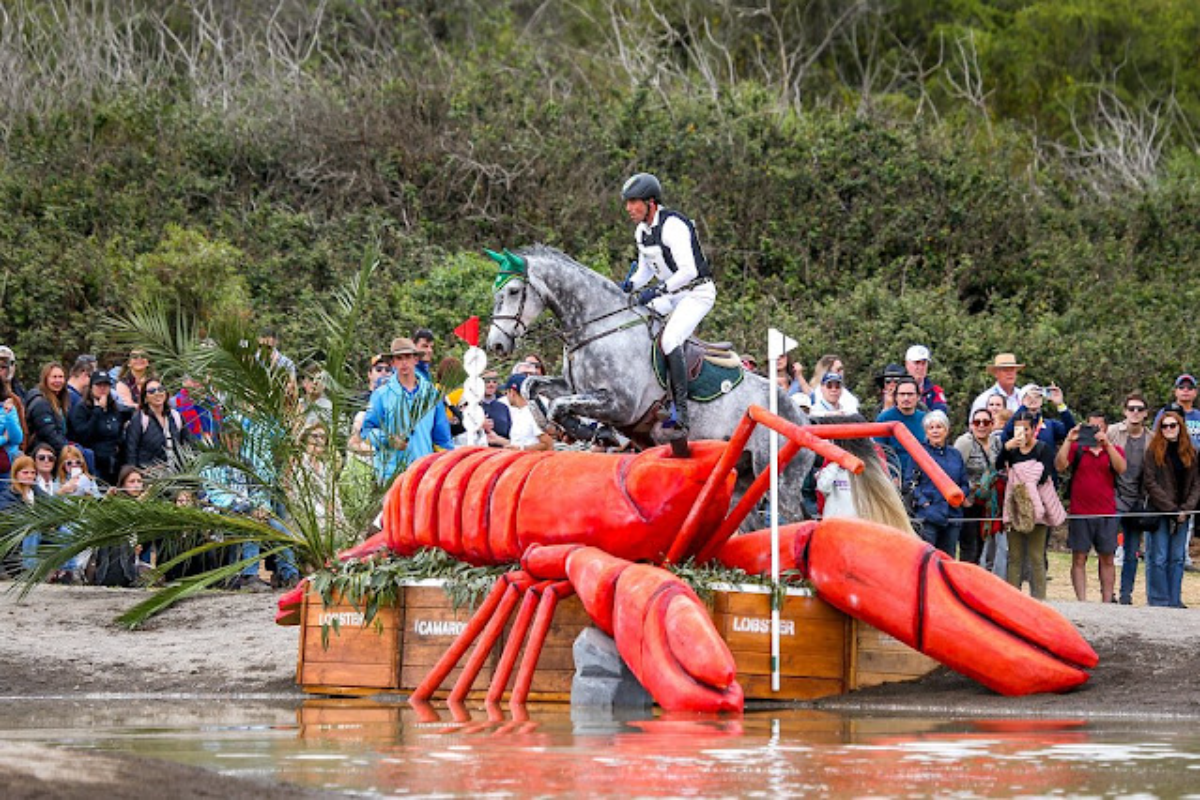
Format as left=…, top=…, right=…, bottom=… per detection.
left=713, top=592, right=842, bottom=621
left=731, top=649, right=843, bottom=680
left=714, top=613, right=846, bottom=654
left=855, top=648, right=938, bottom=678
left=301, top=661, right=397, bottom=689
left=302, top=626, right=398, bottom=665
left=404, top=585, right=487, bottom=610
left=298, top=703, right=402, bottom=726
left=402, top=642, right=500, bottom=668
left=400, top=664, right=496, bottom=691
left=303, top=594, right=401, bottom=629
left=737, top=674, right=845, bottom=701
left=854, top=670, right=931, bottom=690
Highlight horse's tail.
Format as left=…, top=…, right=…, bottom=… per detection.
left=808, top=414, right=915, bottom=535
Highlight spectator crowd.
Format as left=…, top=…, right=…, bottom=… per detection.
left=2, top=329, right=1197, bottom=610
left=768, top=345, right=1199, bottom=609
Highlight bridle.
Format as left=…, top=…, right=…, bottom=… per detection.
left=492, top=275, right=658, bottom=357
left=490, top=277, right=533, bottom=343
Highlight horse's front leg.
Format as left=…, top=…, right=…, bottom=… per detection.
left=546, top=389, right=617, bottom=429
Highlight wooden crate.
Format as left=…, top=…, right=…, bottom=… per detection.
left=297, top=591, right=403, bottom=692
left=297, top=580, right=938, bottom=701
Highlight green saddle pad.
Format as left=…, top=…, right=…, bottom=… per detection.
left=651, top=346, right=746, bottom=402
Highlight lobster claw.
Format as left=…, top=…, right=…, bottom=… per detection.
left=529, top=545, right=743, bottom=713
left=716, top=519, right=1098, bottom=696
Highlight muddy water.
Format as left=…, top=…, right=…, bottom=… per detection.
left=1, top=699, right=1198, bottom=797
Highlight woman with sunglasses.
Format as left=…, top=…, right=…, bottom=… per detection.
left=115, top=349, right=154, bottom=408
left=125, top=379, right=191, bottom=471
left=56, top=445, right=100, bottom=497
left=955, top=407, right=1001, bottom=565
left=28, top=442, right=61, bottom=495
left=1142, top=410, right=1200, bottom=607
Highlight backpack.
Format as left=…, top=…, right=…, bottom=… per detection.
left=141, top=409, right=183, bottom=434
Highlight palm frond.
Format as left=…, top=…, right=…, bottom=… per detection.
left=5, top=247, right=397, bottom=626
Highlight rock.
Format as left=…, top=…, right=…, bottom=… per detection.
left=571, top=627, right=651, bottom=709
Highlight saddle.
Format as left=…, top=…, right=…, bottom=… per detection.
left=659, top=333, right=742, bottom=379
left=650, top=334, right=745, bottom=403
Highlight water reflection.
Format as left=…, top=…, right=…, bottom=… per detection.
left=2, top=699, right=1199, bottom=797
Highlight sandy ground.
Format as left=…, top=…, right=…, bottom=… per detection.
left=2, top=565, right=1200, bottom=795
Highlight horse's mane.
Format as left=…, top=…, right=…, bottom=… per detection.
left=513, top=244, right=621, bottom=293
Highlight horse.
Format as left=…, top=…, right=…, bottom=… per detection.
left=485, top=244, right=910, bottom=532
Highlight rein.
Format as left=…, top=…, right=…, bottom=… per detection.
left=562, top=302, right=656, bottom=356
left=495, top=276, right=657, bottom=357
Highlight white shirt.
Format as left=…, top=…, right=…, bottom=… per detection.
left=508, top=405, right=544, bottom=448
left=971, top=383, right=1024, bottom=414
left=816, top=462, right=856, bottom=519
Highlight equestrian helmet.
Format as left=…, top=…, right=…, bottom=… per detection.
left=621, top=173, right=662, bottom=203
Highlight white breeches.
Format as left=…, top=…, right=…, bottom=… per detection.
left=650, top=281, right=717, bottom=355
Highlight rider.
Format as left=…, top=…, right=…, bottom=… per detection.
left=620, top=172, right=716, bottom=440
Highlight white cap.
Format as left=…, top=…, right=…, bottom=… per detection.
left=905, top=345, right=931, bottom=362
left=1020, top=383, right=1043, bottom=397
left=793, top=392, right=813, bottom=410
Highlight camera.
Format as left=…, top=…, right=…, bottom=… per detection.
left=1077, top=424, right=1098, bottom=447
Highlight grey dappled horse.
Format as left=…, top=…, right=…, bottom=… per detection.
left=485, top=245, right=910, bottom=531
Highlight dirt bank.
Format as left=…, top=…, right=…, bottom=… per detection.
left=2, top=582, right=1198, bottom=718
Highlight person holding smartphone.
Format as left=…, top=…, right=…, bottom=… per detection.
left=1055, top=413, right=1127, bottom=603
left=995, top=411, right=1060, bottom=598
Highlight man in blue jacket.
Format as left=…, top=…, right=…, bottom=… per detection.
left=361, top=337, right=454, bottom=484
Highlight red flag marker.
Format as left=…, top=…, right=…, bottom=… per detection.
left=453, top=316, right=480, bottom=346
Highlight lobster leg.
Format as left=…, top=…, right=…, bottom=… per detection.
left=410, top=571, right=532, bottom=702
left=715, top=519, right=1099, bottom=696
left=510, top=582, right=573, bottom=708
left=486, top=581, right=549, bottom=705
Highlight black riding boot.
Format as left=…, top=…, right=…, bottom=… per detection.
left=665, top=348, right=690, bottom=440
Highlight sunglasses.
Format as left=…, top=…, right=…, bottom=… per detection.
left=63, top=459, right=83, bottom=466
left=1126, top=405, right=1146, bottom=412
left=371, top=365, right=392, bottom=373
left=130, top=352, right=148, bottom=360
left=35, top=454, right=56, bottom=462
left=971, top=419, right=992, bottom=426
left=896, top=391, right=918, bottom=397
left=145, top=386, right=166, bottom=395
left=1162, top=422, right=1180, bottom=430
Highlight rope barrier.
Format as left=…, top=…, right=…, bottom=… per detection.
left=945, top=510, right=1194, bottom=525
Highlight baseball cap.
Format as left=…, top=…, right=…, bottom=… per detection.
left=1175, top=374, right=1196, bottom=388
left=0, top=346, right=14, bottom=361
left=821, top=372, right=844, bottom=385
left=1020, top=383, right=1043, bottom=398
left=501, top=374, right=527, bottom=393
left=905, top=345, right=931, bottom=362
left=90, top=370, right=114, bottom=386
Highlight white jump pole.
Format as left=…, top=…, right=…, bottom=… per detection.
left=766, top=328, right=797, bottom=693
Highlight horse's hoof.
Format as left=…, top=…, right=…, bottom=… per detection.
left=668, top=439, right=691, bottom=458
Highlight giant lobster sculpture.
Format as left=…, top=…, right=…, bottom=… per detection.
left=278, top=407, right=1097, bottom=713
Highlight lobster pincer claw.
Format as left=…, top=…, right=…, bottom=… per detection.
left=716, top=519, right=1098, bottom=697
left=526, top=544, right=743, bottom=713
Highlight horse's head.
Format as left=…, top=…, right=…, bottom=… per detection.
left=485, top=248, right=545, bottom=356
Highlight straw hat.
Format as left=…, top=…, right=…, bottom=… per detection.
left=985, top=353, right=1025, bottom=374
